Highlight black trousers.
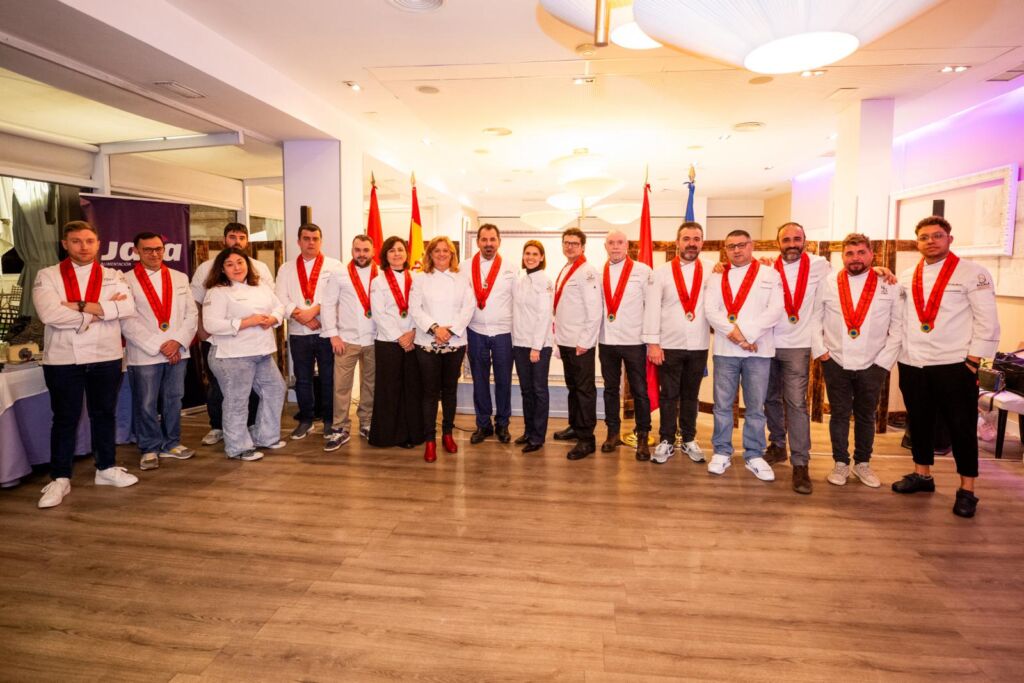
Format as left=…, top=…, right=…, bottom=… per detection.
left=43, top=360, right=122, bottom=480
left=416, top=347, right=467, bottom=440
left=898, top=361, right=979, bottom=478
left=202, top=341, right=258, bottom=429
left=369, top=341, right=424, bottom=447
left=289, top=333, right=334, bottom=424
left=599, top=343, right=651, bottom=433
left=822, top=359, right=887, bottom=464
left=513, top=346, right=552, bottom=445
left=657, top=348, right=708, bottom=443
left=559, top=345, right=597, bottom=442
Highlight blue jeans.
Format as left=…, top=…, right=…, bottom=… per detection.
left=712, top=355, right=771, bottom=460
left=289, top=334, right=335, bottom=424
left=513, top=346, right=552, bottom=445
left=128, top=361, right=187, bottom=454
left=467, top=329, right=513, bottom=429
left=42, top=360, right=122, bottom=479
left=208, top=354, right=286, bottom=457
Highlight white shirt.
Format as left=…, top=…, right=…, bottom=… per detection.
left=320, top=262, right=377, bottom=346
left=811, top=270, right=904, bottom=371
left=32, top=262, right=135, bottom=365
left=772, top=253, right=831, bottom=349
left=897, top=255, right=1000, bottom=367
left=643, top=258, right=711, bottom=351
left=121, top=267, right=198, bottom=366
left=275, top=255, right=344, bottom=337
left=409, top=269, right=476, bottom=348
left=191, top=255, right=274, bottom=304
left=512, top=269, right=554, bottom=350
left=370, top=269, right=415, bottom=342
left=599, top=258, right=652, bottom=346
left=706, top=262, right=784, bottom=358
left=553, top=259, right=602, bottom=349
left=202, top=281, right=285, bottom=358
left=467, top=253, right=517, bottom=336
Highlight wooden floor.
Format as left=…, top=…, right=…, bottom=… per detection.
left=3, top=409, right=1024, bottom=682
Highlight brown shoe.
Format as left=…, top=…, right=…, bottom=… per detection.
left=601, top=432, right=623, bottom=453
left=792, top=465, right=812, bottom=495
left=764, top=443, right=788, bottom=465
left=635, top=432, right=650, bottom=461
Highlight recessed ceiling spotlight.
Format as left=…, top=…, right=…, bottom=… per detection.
left=573, top=76, right=595, bottom=85
left=800, top=70, right=827, bottom=78
left=748, top=76, right=773, bottom=85
left=733, top=121, right=766, bottom=132
left=827, top=132, right=838, bottom=140
left=575, top=43, right=597, bottom=57
left=687, top=145, right=703, bottom=151
left=573, top=147, right=590, bottom=156
left=422, top=137, right=432, bottom=146
left=387, top=0, right=443, bottom=12
left=343, top=81, right=362, bottom=91
left=416, top=85, right=440, bottom=94
left=473, top=148, right=490, bottom=155
left=763, top=165, right=775, bottom=170
left=482, top=127, right=512, bottom=137
left=941, top=65, right=970, bottom=73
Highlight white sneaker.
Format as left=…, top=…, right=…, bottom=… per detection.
left=159, top=445, right=195, bottom=460
left=201, top=429, right=224, bottom=446
left=707, top=453, right=731, bottom=475
left=681, top=440, right=705, bottom=463
left=827, top=462, right=850, bottom=486
left=38, top=478, right=71, bottom=509
left=853, top=462, right=882, bottom=488
left=359, top=426, right=371, bottom=440
left=94, top=467, right=139, bottom=487
left=258, top=440, right=286, bottom=450
left=229, top=449, right=264, bottom=461
left=139, top=452, right=159, bottom=471
left=744, top=457, right=775, bottom=482
left=651, top=440, right=675, bottom=464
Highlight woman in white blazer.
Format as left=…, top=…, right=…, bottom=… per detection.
left=512, top=240, right=554, bottom=453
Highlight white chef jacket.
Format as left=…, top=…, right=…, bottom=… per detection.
left=897, top=255, right=1000, bottom=367
left=409, top=268, right=476, bottom=348
left=810, top=270, right=904, bottom=371
left=553, top=259, right=602, bottom=350
left=706, top=262, right=784, bottom=358
left=202, top=281, right=284, bottom=358
left=599, top=258, right=652, bottom=346
left=275, top=255, right=343, bottom=337
left=512, top=269, right=554, bottom=350
left=642, top=258, right=711, bottom=351
left=33, top=261, right=135, bottom=365
left=466, top=253, right=517, bottom=336
left=191, top=255, right=274, bottom=304
left=320, top=262, right=377, bottom=346
left=122, top=266, right=198, bottom=365
left=772, top=253, right=831, bottom=349
left=370, top=269, right=416, bottom=342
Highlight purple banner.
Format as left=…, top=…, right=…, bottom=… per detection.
left=80, top=195, right=190, bottom=274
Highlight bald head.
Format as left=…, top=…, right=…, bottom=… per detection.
left=605, top=230, right=629, bottom=263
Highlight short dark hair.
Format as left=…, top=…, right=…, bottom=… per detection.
left=677, top=221, right=704, bottom=238
left=63, top=220, right=98, bottom=238
left=562, top=227, right=586, bottom=247
left=842, top=233, right=872, bottom=250
left=133, top=231, right=164, bottom=247
left=380, top=235, right=409, bottom=270
left=205, top=247, right=259, bottom=289
left=915, top=215, right=951, bottom=235
left=223, top=222, right=248, bottom=238
left=352, top=234, right=373, bottom=246
left=521, top=240, right=546, bottom=270
left=776, top=221, right=805, bottom=240
left=477, top=223, right=501, bottom=240
left=298, top=223, right=322, bottom=239
left=725, top=229, right=751, bottom=241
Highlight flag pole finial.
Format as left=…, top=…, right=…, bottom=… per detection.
left=644, top=164, right=649, bottom=186
left=371, top=171, right=376, bottom=188
left=688, top=164, right=696, bottom=184
left=411, top=171, right=416, bottom=187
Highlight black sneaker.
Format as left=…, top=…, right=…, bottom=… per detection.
left=953, top=488, right=978, bottom=518
left=290, top=421, right=314, bottom=440
left=891, top=472, right=936, bottom=494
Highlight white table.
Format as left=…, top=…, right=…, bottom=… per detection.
left=978, top=390, right=1024, bottom=459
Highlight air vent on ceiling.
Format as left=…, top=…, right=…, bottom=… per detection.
left=153, top=80, right=205, bottom=99
left=987, top=62, right=1024, bottom=82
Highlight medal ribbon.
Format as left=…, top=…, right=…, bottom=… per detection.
left=602, top=258, right=634, bottom=321
left=349, top=260, right=378, bottom=318
left=553, top=256, right=587, bottom=314
left=472, top=253, right=502, bottom=310
left=296, top=253, right=324, bottom=305
left=912, top=253, right=959, bottom=333
left=722, top=261, right=760, bottom=322
left=133, top=263, right=173, bottom=331
left=384, top=267, right=412, bottom=317
left=774, top=252, right=810, bottom=323
left=837, top=269, right=878, bottom=338
left=671, top=256, right=702, bottom=320
left=60, top=258, right=102, bottom=303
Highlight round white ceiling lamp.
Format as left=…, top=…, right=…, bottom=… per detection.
left=609, top=16, right=661, bottom=50
left=539, top=0, right=661, bottom=51
left=542, top=0, right=941, bottom=73
left=564, top=175, right=624, bottom=199
left=547, top=193, right=599, bottom=211
left=591, top=203, right=643, bottom=225
left=520, top=210, right=576, bottom=230
left=549, top=150, right=609, bottom=184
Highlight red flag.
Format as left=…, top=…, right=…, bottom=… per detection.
left=639, top=175, right=659, bottom=411
left=367, top=173, right=383, bottom=265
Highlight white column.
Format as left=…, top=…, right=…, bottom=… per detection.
left=832, top=98, right=895, bottom=240
left=283, top=140, right=343, bottom=260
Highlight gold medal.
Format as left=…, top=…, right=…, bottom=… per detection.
left=159, top=322, right=170, bottom=331
left=788, top=314, right=799, bottom=324
left=727, top=313, right=737, bottom=323
left=921, top=323, right=932, bottom=333
left=607, top=313, right=616, bottom=322
left=685, top=312, right=694, bottom=321
left=848, top=328, right=859, bottom=339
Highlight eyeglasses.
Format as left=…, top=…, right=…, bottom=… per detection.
left=562, top=241, right=582, bottom=247
left=139, top=246, right=165, bottom=254
left=917, top=232, right=947, bottom=242
left=724, top=242, right=751, bottom=251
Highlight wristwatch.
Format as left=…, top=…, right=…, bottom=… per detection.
left=77, top=301, right=86, bottom=312
left=428, top=323, right=439, bottom=336
left=965, top=358, right=980, bottom=370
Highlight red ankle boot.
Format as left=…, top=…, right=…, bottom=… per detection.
left=424, top=441, right=437, bottom=463
left=442, top=433, right=458, bottom=454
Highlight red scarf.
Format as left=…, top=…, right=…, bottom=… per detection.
left=553, top=256, right=587, bottom=314
left=837, top=269, right=878, bottom=339
left=774, top=252, right=810, bottom=324
left=472, top=253, right=502, bottom=310
left=349, top=260, right=378, bottom=319
left=60, top=258, right=102, bottom=303
left=296, top=254, right=324, bottom=306
left=671, top=256, right=702, bottom=321
left=384, top=267, right=412, bottom=318
left=722, top=261, right=760, bottom=323
left=133, top=263, right=173, bottom=331
left=602, top=258, right=634, bottom=322
left=912, top=253, right=960, bottom=333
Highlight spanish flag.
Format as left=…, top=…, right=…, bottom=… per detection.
left=408, top=172, right=424, bottom=270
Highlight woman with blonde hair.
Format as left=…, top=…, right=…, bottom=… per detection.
left=409, top=236, right=475, bottom=462
left=512, top=240, right=554, bottom=453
